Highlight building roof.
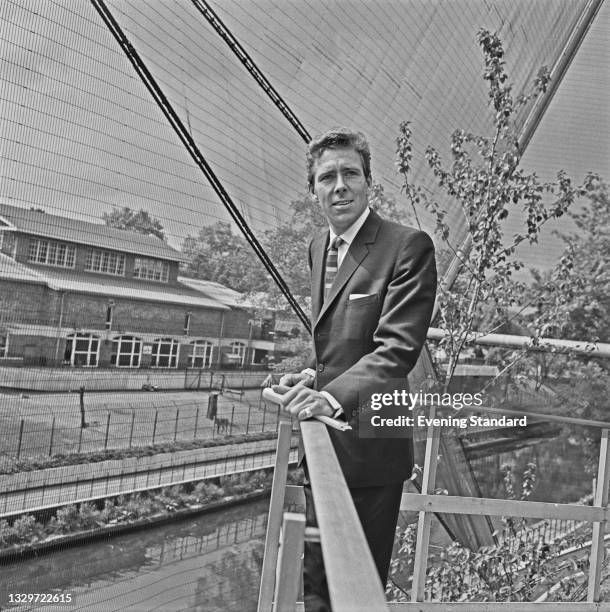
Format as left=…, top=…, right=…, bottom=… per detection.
left=0, top=253, right=48, bottom=285
left=0, top=259, right=229, bottom=310
left=45, top=269, right=229, bottom=310
left=0, top=202, right=186, bottom=263
left=178, top=277, right=255, bottom=308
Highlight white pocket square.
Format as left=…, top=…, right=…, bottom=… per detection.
left=349, top=293, right=374, bottom=301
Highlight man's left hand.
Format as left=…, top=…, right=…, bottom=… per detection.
left=280, top=386, right=334, bottom=421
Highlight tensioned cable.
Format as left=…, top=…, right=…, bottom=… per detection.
left=190, top=0, right=311, bottom=144
left=89, top=0, right=310, bottom=333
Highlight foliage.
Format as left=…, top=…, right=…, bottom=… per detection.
left=0, top=431, right=279, bottom=475
left=0, top=468, right=283, bottom=552
left=388, top=463, right=587, bottom=603
left=390, top=28, right=607, bottom=605
left=181, top=221, right=270, bottom=293
left=396, top=29, right=592, bottom=391
left=181, top=185, right=410, bottom=303
left=527, top=178, right=609, bottom=344
left=102, top=206, right=166, bottom=241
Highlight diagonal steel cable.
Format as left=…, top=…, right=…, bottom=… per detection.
left=89, top=0, right=311, bottom=332
left=190, top=0, right=311, bottom=144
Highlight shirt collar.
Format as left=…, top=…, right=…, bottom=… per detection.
left=328, top=207, right=370, bottom=248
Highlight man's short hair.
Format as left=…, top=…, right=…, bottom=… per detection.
left=307, top=128, right=372, bottom=192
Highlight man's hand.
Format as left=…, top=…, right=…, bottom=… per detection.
left=278, top=371, right=314, bottom=388
left=279, top=385, right=334, bottom=421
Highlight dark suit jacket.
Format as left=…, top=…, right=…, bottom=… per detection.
left=305, top=209, right=436, bottom=487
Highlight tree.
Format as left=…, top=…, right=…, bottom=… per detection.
left=389, top=29, right=607, bottom=603
left=396, top=29, right=590, bottom=392
left=529, top=178, right=609, bottom=343
left=103, top=207, right=166, bottom=241
left=181, top=221, right=270, bottom=293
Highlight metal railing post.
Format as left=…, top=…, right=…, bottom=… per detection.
left=273, top=513, right=306, bottom=611
left=257, top=420, right=292, bottom=612
left=587, top=428, right=610, bottom=602
left=412, top=405, right=442, bottom=603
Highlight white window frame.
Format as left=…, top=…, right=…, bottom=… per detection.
left=190, top=340, right=213, bottom=368
left=65, top=333, right=100, bottom=367
left=133, top=257, right=169, bottom=282
left=85, top=248, right=125, bottom=276
left=228, top=341, right=246, bottom=367
left=151, top=338, right=179, bottom=368
left=112, top=335, right=142, bottom=368
left=28, top=239, right=76, bottom=268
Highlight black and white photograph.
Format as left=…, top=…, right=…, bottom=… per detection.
left=0, top=1, right=608, bottom=610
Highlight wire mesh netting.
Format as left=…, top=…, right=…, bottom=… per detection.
left=1, top=0, right=593, bottom=274
left=1, top=1, right=609, bottom=608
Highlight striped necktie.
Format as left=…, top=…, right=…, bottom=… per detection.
left=324, top=236, right=343, bottom=301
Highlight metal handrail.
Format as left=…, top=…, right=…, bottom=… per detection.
left=261, top=410, right=610, bottom=610
left=400, top=402, right=610, bottom=610
left=258, top=420, right=389, bottom=611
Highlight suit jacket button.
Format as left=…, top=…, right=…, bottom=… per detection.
left=317, top=364, right=325, bottom=372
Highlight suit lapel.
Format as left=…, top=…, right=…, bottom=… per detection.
left=310, top=231, right=328, bottom=322
left=314, top=210, right=382, bottom=328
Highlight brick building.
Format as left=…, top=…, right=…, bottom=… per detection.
left=0, top=203, right=281, bottom=371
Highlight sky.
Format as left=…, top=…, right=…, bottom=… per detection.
left=0, top=0, right=608, bottom=282
left=516, top=0, right=609, bottom=271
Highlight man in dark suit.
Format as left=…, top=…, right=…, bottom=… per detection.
left=279, top=128, right=436, bottom=611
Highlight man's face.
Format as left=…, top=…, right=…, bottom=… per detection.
left=312, top=147, right=369, bottom=235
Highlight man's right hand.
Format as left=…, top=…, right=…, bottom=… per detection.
left=278, top=371, right=314, bottom=388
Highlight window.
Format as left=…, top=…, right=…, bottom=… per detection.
left=64, top=333, right=99, bottom=367
left=133, top=257, right=169, bottom=282
left=151, top=338, right=179, bottom=368
left=85, top=249, right=125, bottom=276
left=111, top=335, right=142, bottom=367
left=28, top=239, right=75, bottom=268
left=228, top=341, right=246, bottom=367
left=184, top=312, right=191, bottom=335
left=0, top=332, right=8, bottom=358
left=252, top=348, right=269, bottom=365
left=191, top=340, right=213, bottom=368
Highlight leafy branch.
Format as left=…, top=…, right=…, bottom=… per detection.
left=396, top=29, right=589, bottom=392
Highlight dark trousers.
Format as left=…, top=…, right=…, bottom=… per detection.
left=303, top=481, right=403, bottom=612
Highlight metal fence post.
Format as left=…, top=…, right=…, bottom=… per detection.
left=104, top=412, right=111, bottom=450
left=246, top=404, right=251, bottom=435
left=78, top=421, right=84, bottom=454
left=16, top=419, right=24, bottom=459
left=174, top=408, right=180, bottom=441
left=261, top=406, right=266, bottom=432
left=230, top=404, right=235, bottom=435
left=48, top=416, right=56, bottom=456
left=129, top=410, right=135, bottom=448
left=152, top=410, right=158, bottom=445
left=194, top=407, right=200, bottom=438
